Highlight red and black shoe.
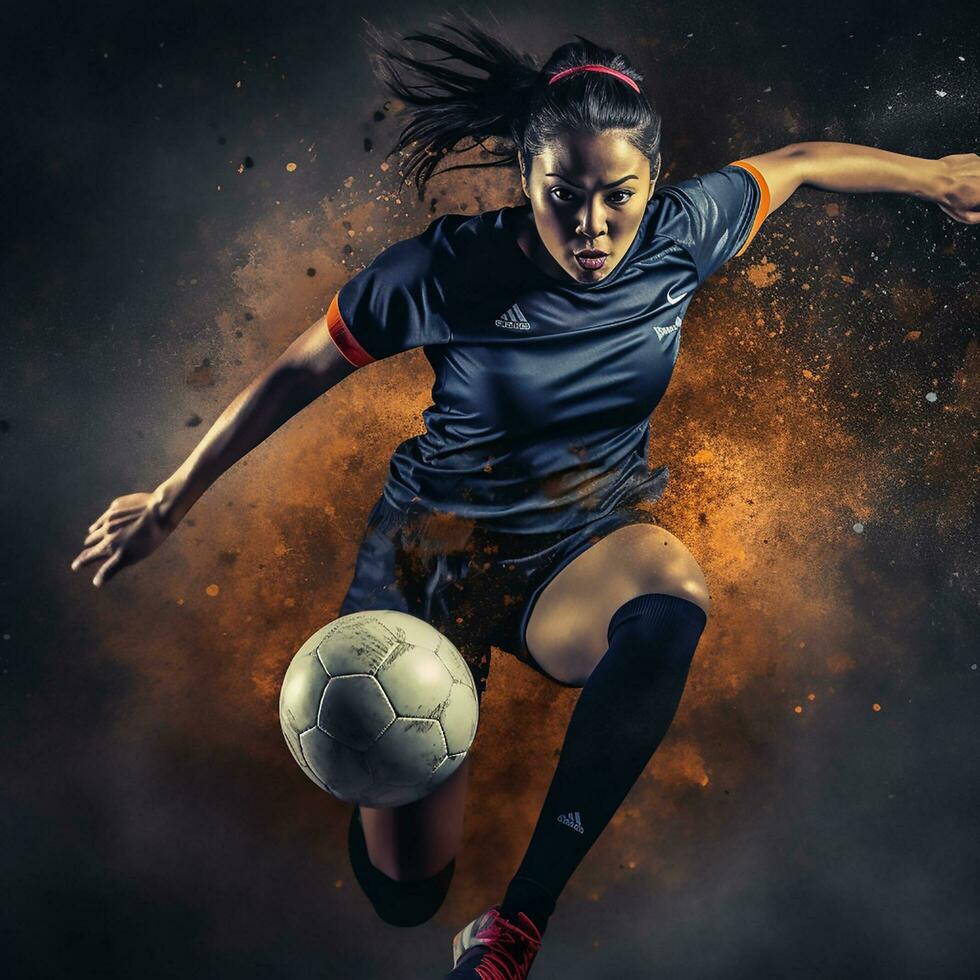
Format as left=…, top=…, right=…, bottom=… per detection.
left=444, top=904, right=542, bottom=979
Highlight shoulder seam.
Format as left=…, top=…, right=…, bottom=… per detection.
left=652, top=184, right=707, bottom=284
left=647, top=231, right=702, bottom=285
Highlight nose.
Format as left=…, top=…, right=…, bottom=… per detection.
left=576, top=201, right=608, bottom=244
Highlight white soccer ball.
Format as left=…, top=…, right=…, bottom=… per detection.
left=279, top=610, right=480, bottom=807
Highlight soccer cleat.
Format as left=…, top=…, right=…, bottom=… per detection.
left=445, top=904, right=542, bottom=979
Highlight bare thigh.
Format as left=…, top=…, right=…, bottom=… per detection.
left=358, top=753, right=470, bottom=881
left=525, top=524, right=710, bottom=687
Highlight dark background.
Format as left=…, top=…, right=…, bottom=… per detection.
left=2, top=1, right=978, bottom=977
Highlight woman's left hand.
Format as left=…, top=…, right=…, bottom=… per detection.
left=934, top=153, right=980, bottom=224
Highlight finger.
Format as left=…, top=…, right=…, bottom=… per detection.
left=88, top=505, right=142, bottom=534
left=82, top=507, right=143, bottom=545
left=87, top=504, right=115, bottom=533
left=72, top=540, right=113, bottom=571
left=105, top=511, right=141, bottom=534
left=71, top=549, right=91, bottom=571
left=82, top=520, right=128, bottom=548
left=93, top=550, right=125, bottom=588
left=83, top=527, right=107, bottom=547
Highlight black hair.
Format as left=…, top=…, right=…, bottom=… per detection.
left=362, top=10, right=663, bottom=201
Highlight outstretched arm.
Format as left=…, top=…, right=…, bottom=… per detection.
left=151, top=315, right=357, bottom=530
left=71, top=314, right=358, bottom=587
left=733, top=142, right=980, bottom=224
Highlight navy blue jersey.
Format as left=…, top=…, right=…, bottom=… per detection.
left=327, top=161, right=770, bottom=533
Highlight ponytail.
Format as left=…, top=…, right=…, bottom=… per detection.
left=362, top=12, right=662, bottom=201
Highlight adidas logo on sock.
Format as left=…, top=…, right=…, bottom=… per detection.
left=557, top=811, right=584, bottom=833
left=494, top=303, right=532, bottom=330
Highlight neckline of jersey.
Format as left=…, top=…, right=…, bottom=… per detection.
left=499, top=198, right=656, bottom=292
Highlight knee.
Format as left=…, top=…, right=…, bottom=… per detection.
left=666, top=581, right=710, bottom=620
left=626, top=526, right=711, bottom=619
left=620, top=575, right=710, bottom=624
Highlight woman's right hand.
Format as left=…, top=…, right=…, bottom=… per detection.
left=70, top=491, right=175, bottom=588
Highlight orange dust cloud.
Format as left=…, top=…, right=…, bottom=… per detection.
left=79, top=131, right=975, bottom=925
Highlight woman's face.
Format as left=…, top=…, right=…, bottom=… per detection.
left=519, top=130, right=658, bottom=285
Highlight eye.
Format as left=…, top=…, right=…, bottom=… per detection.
left=549, top=187, right=635, bottom=205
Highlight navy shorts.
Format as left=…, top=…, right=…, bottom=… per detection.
left=338, top=470, right=668, bottom=702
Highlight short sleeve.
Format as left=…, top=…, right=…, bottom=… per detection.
left=654, top=161, right=770, bottom=285
left=326, top=217, right=455, bottom=367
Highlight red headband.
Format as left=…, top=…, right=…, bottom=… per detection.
left=548, top=64, right=640, bottom=93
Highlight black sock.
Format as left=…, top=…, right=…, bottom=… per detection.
left=500, top=593, right=707, bottom=934
left=347, top=807, right=455, bottom=928
left=500, top=874, right=556, bottom=936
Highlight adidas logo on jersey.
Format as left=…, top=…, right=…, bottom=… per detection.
left=494, top=303, right=532, bottom=330
left=653, top=315, right=683, bottom=340
left=557, top=810, right=585, bottom=833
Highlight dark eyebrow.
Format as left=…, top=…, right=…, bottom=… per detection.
left=545, top=173, right=639, bottom=189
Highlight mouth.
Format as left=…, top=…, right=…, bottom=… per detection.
left=574, top=248, right=608, bottom=271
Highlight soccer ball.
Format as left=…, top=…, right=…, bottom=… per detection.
left=279, top=610, right=480, bottom=807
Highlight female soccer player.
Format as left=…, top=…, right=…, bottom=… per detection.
left=71, top=15, right=977, bottom=979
